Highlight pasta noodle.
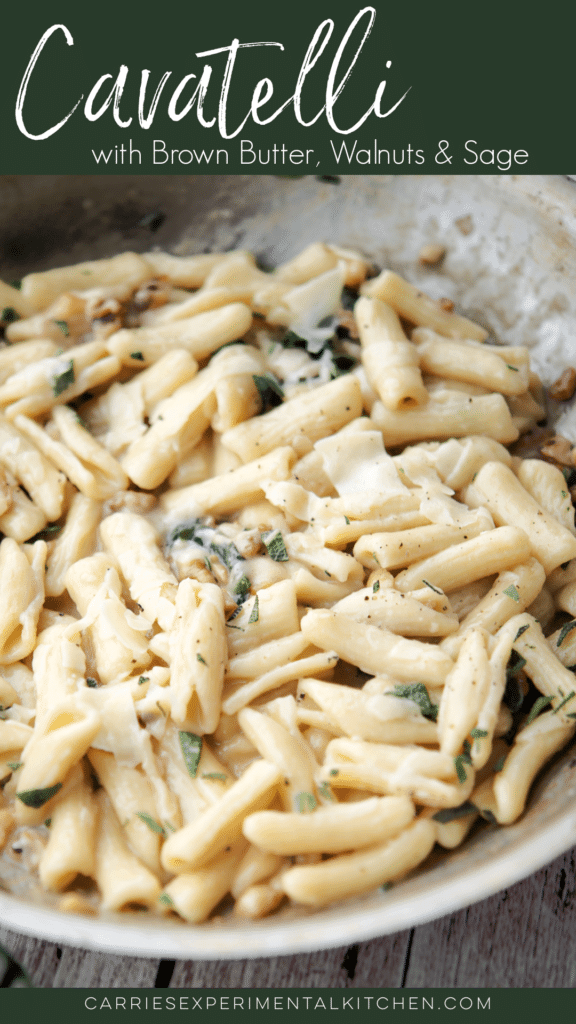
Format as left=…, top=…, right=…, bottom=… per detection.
left=0, top=240, right=574, bottom=926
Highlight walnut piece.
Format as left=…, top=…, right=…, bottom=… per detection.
left=549, top=366, right=576, bottom=402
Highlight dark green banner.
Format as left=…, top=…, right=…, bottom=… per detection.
left=0, top=0, right=574, bottom=173
left=1, top=987, right=575, bottom=1019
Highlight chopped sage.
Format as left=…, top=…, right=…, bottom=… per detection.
left=17, top=783, right=62, bottom=808
left=196, top=653, right=207, bottom=665
left=432, top=801, right=477, bottom=823
left=553, top=690, right=576, bottom=715
left=248, top=594, right=260, bottom=624
left=210, top=539, right=243, bottom=570
left=54, top=319, right=70, bottom=337
left=372, top=580, right=380, bottom=593
left=525, top=695, right=553, bottom=727
left=295, top=791, right=317, bottom=813
left=52, top=359, right=74, bottom=396
left=136, top=812, right=166, bottom=836
left=503, top=584, right=520, bottom=602
left=453, top=755, right=468, bottom=784
left=253, top=372, right=284, bottom=401
left=179, top=731, right=202, bottom=778
left=422, top=579, right=443, bottom=595
left=130, top=351, right=144, bottom=360
left=557, top=620, right=576, bottom=647
left=262, top=529, right=289, bottom=562
left=514, top=623, right=530, bottom=641
left=233, top=575, right=251, bottom=603
left=389, top=682, right=438, bottom=722
left=202, top=772, right=227, bottom=781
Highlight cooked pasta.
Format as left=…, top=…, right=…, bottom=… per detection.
left=0, top=241, right=574, bottom=923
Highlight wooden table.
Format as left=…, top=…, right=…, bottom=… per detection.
left=2, top=846, right=575, bottom=988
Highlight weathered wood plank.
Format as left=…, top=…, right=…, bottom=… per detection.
left=404, top=848, right=576, bottom=988
left=51, top=947, right=161, bottom=989
left=0, top=926, right=160, bottom=988
left=346, top=931, right=413, bottom=987
left=169, top=930, right=411, bottom=988
left=0, top=928, right=60, bottom=988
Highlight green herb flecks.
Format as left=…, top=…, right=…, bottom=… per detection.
left=453, top=756, right=468, bottom=784
left=295, top=791, right=317, bottom=813
left=422, top=579, right=444, bottom=595
left=130, top=351, right=144, bottom=361
left=280, top=329, right=308, bottom=349
left=514, top=623, right=530, bottom=642
left=86, top=678, right=100, bottom=688
left=503, top=584, right=520, bottom=602
left=389, top=682, right=438, bottom=722
left=179, top=731, right=202, bottom=778
left=525, top=695, right=553, bottom=727
left=159, top=893, right=174, bottom=908
left=17, top=783, right=62, bottom=808
left=196, top=653, right=207, bottom=665
left=372, top=580, right=380, bottom=593
left=432, top=801, right=477, bottom=824
left=54, top=320, right=69, bottom=337
left=553, top=690, right=576, bottom=715
left=493, top=753, right=506, bottom=773
left=262, top=529, right=289, bottom=562
left=470, top=728, right=488, bottom=739
left=253, top=370, right=285, bottom=411
left=233, top=575, right=251, bottom=604
left=136, top=812, right=166, bottom=837
left=1, top=307, right=19, bottom=324
left=52, top=359, right=74, bottom=396
left=248, top=594, right=260, bottom=624
left=6, top=762, right=22, bottom=772
left=138, top=676, right=149, bottom=686
left=210, top=539, right=243, bottom=571
left=557, top=620, right=576, bottom=647
left=201, top=772, right=227, bottom=781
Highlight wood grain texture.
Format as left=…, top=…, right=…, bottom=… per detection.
left=405, top=849, right=576, bottom=988
left=0, top=926, right=160, bottom=988
left=2, top=849, right=575, bottom=988
left=170, top=932, right=410, bottom=988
